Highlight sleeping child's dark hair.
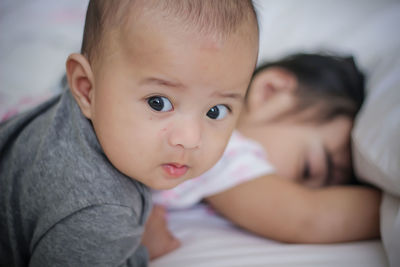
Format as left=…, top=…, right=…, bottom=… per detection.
left=253, top=53, right=365, bottom=123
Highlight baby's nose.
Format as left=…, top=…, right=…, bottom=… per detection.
left=168, top=117, right=202, bottom=149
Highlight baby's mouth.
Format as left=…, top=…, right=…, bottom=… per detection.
left=162, top=163, right=189, bottom=178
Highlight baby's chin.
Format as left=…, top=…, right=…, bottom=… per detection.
left=144, top=176, right=190, bottom=191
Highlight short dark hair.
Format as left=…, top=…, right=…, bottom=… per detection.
left=253, top=53, right=365, bottom=123
left=81, top=0, right=258, bottom=64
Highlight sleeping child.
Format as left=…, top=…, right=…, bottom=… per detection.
left=152, top=53, right=381, bottom=244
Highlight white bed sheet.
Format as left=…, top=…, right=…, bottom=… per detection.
left=151, top=204, right=387, bottom=267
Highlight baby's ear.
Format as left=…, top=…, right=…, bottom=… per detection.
left=247, top=67, right=297, bottom=111
left=65, top=53, right=95, bottom=119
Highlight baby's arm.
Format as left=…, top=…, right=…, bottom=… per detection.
left=205, top=175, right=381, bottom=243
left=141, top=205, right=181, bottom=260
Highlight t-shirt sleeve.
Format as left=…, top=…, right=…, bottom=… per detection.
left=29, top=204, right=148, bottom=267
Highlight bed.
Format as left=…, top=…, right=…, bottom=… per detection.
left=150, top=203, right=388, bottom=267
left=1, top=1, right=399, bottom=266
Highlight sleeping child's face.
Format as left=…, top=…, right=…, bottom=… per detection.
left=239, top=67, right=354, bottom=188
left=254, top=113, right=353, bottom=188
left=67, top=8, right=258, bottom=190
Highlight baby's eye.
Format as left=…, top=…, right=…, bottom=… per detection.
left=147, top=96, right=173, bottom=112
left=207, top=104, right=229, bottom=120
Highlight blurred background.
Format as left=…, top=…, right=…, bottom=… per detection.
left=0, top=0, right=88, bottom=117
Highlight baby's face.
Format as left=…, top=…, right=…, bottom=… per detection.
left=88, top=13, right=258, bottom=189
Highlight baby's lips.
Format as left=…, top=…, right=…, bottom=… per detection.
left=162, top=163, right=189, bottom=178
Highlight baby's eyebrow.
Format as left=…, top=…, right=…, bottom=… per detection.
left=211, top=91, right=244, bottom=102
left=143, top=77, right=244, bottom=101
left=142, top=77, right=184, bottom=88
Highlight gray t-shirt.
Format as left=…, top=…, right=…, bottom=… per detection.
left=0, top=89, right=152, bottom=267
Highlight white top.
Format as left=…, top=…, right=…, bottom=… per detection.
left=152, top=131, right=275, bottom=209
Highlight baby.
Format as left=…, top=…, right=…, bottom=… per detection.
left=0, top=0, right=259, bottom=266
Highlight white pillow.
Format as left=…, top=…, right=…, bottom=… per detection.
left=352, top=54, right=400, bottom=196
left=352, top=52, right=400, bottom=267
left=380, top=194, right=400, bottom=267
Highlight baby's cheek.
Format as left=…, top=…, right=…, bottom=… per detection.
left=202, top=142, right=226, bottom=170
left=157, top=120, right=176, bottom=138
